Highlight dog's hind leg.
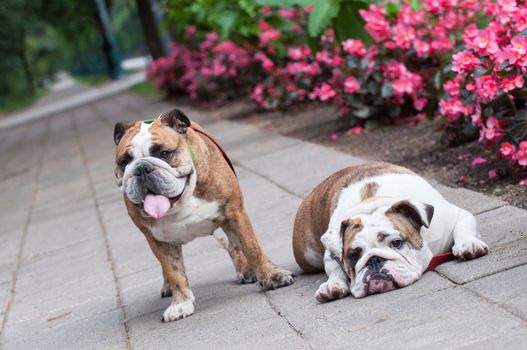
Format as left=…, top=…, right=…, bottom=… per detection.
left=221, top=208, right=294, bottom=290
left=452, top=209, right=489, bottom=260
left=227, top=240, right=257, bottom=284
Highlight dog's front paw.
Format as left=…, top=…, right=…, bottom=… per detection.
left=162, top=300, right=195, bottom=322
left=315, top=279, right=350, bottom=303
left=257, top=266, right=294, bottom=290
left=236, top=269, right=257, bottom=284
left=453, top=237, right=489, bottom=260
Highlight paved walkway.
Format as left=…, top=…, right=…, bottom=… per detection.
left=0, top=93, right=525, bottom=350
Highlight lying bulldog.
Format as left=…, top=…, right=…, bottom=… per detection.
left=113, top=109, right=293, bottom=321
left=293, top=162, right=488, bottom=302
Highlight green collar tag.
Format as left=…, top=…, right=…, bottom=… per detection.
left=143, top=118, right=155, bottom=124
left=188, top=144, right=196, bottom=165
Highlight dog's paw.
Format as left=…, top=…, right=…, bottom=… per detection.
left=162, top=300, right=194, bottom=322
left=161, top=284, right=172, bottom=298
left=257, top=266, right=294, bottom=290
left=236, top=270, right=257, bottom=284
left=453, top=237, right=489, bottom=260
left=315, top=279, right=350, bottom=303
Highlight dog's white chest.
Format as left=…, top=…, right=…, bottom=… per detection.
left=148, top=196, right=220, bottom=244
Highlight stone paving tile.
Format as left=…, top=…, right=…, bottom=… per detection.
left=436, top=205, right=527, bottom=284
left=434, top=185, right=506, bottom=215
left=465, top=264, right=527, bottom=321
left=436, top=237, right=527, bottom=285
left=266, top=272, right=526, bottom=349
left=1, top=310, right=127, bottom=350
left=240, top=141, right=363, bottom=197
left=206, top=121, right=302, bottom=161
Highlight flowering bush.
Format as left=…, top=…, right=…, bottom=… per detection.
left=253, top=2, right=481, bottom=127
left=146, top=32, right=259, bottom=104
left=439, top=0, right=527, bottom=176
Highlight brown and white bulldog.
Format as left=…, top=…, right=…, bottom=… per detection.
left=293, top=162, right=488, bottom=302
left=113, top=109, right=293, bottom=322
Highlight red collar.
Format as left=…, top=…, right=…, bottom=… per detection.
left=426, top=252, right=455, bottom=272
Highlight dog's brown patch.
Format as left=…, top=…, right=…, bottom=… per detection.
left=341, top=218, right=364, bottom=278
left=360, top=182, right=379, bottom=202
left=385, top=211, right=423, bottom=249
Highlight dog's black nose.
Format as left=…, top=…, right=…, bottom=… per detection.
left=367, top=256, right=386, bottom=270
left=136, top=161, right=154, bottom=176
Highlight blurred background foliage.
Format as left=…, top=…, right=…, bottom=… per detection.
left=0, top=0, right=146, bottom=110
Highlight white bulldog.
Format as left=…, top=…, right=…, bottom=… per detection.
left=292, top=162, right=488, bottom=302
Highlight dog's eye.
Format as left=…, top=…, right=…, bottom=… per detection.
left=390, top=239, right=404, bottom=249
left=117, top=154, right=132, bottom=171
left=160, top=151, right=173, bottom=160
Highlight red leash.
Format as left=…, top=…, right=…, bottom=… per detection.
left=425, top=252, right=456, bottom=272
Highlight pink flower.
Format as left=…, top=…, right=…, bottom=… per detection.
left=475, top=75, right=499, bottom=101
left=414, top=40, right=430, bottom=57
left=514, top=141, right=527, bottom=166
left=472, top=157, right=487, bottom=166
left=359, top=5, right=391, bottom=42
left=520, top=178, right=527, bottom=186
left=342, top=39, right=366, bottom=56
left=452, top=51, right=480, bottom=73
left=259, top=28, right=281, bottom=47
left=278, top=8, right=297, bottom=19
left=343, top=76, right=360, bottom=94
left=488, top=169, right=497, bottom=178
left=288, top=46, right=311, bottom=60
left=439, top=98, right=469, bottom=121
left=500, top=142, right=516, bottom=158
left=413, top=98, right=428, bottom=111
left=443, top=79, right=461, bottom=96
left=311, top=83, right=337, bottom=102
left=346, top=126, right=363, bottom=136
left=329, top=133, right=338, bottom=142
left=479, top=117, right=503, bottom=143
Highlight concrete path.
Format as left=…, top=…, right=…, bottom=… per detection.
left=0, top=93, right=525, bottom=350
left=0, top=72, right=145, bottom=130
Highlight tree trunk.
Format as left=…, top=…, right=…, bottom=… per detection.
left=135, top=0, right=167, bottom=59
left=18, top=27, right=35, bottom=95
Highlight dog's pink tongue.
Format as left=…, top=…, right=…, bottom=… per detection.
left=143, top=194, right=170, bottom=219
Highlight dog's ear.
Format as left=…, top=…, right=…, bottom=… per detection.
left=386, top=200, right=434, bottom=230
left=114, top=122, right=133, bottom=145
left=340, top=218, right=363, bottom=248
left=160, top=109, right=191, bottom=134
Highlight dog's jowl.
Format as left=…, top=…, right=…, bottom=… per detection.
left=292, top=162, right=488, bottom=302
left=113, top=109, right=293, bottom=322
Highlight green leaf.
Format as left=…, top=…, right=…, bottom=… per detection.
left=334, top=1, right=373, bottom=45
left=410, top=0, right=423, bottom=10
left=353, top=106, right=371, bottom=118
left=381, top=82, right=392, bottom=98
left=308, top=0, right=340, bottom=37
left=385, top=3, right=402, bottom=18
left=254, top=0, right=308, bottom=8
left=214, top=10, right=239, bottom=39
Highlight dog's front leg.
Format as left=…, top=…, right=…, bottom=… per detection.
left=315, top=250, right=350, bottom=302
left=221, top=209, right=294, bottom=290
left=144, top=233, right=195, bottom=322
left=452, top=209, right=489, bottom=260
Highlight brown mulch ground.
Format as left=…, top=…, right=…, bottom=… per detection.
left=235, top=102, right=527, bottom=209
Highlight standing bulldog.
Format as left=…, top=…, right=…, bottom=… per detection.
left=293, top=162, right=488, bottom=302
left=113, top=109, right=293, bottom=322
